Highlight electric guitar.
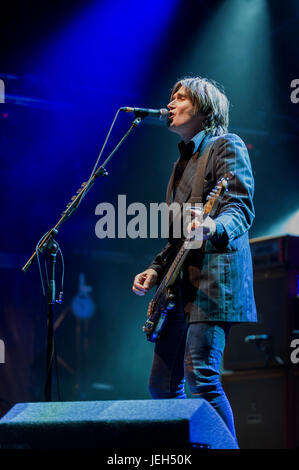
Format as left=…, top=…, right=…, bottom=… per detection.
left=142, top=172, right=233, bottom=342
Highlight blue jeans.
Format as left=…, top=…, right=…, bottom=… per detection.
left=148, top=309, right=237, bottom=442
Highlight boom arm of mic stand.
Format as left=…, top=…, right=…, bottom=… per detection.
left=21, top=116, right=142, bottom=273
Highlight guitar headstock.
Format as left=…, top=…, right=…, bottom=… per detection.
left=204, top=171, right=234, bottom=215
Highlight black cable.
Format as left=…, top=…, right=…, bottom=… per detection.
left=36, top=235, right=65, bottom=402
left=64, top=108, right=122, bottom=215
left=35, top=231, right=50, bottom=297
left=57, top=247, right=64, bottom=303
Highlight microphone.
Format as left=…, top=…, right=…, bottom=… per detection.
left=244, top=334, right=271, bottom=343
left=120, top=107, right=169, bottom=119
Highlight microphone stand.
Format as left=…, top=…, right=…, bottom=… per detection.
left=22, top=113, right=143, bottom=402
left=44, top=237, right=59, bottom=401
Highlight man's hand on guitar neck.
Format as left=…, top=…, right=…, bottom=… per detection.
left=188, top=208, right=217, bottom=240
left=132, top=268, right=158, bottom=296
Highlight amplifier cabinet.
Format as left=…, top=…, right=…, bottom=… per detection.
left=249, top=235, right=299, bottom=270
left=221, top=367, right=298, bottom=449
left=224, top=248, right=299, bottom=370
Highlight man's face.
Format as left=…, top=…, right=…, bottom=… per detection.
left=167, top=85, right=203, bottom=141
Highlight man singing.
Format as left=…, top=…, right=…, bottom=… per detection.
left=132, top=77, right=256, bottom=443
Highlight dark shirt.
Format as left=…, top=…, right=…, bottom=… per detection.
left=173, top=140, right=196, bottom=193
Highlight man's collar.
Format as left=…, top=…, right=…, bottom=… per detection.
left=178, top=130, right=206, bottom=159
left=191, top=129, right=206, bottom=152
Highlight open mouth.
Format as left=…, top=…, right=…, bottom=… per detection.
left=167, top=112, right=175, bottom=124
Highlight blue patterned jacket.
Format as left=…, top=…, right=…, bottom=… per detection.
left=148, top=133, right=257, bottom=323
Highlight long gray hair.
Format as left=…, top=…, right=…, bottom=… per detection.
left=171, top=77, right=229, bottom=136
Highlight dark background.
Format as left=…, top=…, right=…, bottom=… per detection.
left=0, top=0, right=298, bottom=416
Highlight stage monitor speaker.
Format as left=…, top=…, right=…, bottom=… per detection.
left=224, top=235, right=299, bottom=370
left=222, top=367, right=299, bottom=449
left=0, top=398, right=238, bottom=449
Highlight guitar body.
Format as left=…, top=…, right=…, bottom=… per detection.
left=143, top=287, right=176, bottom=342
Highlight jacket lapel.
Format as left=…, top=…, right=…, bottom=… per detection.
left=166, top=160, right=178, bottom=206
left=166, top=135, right=213, bottom=206
left=173, top=151, right=199, bottom=205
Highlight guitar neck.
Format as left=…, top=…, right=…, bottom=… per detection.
left=160, top=235, right=193, bottom=291
left=167, top=244, right=189, bottom=284
left=153, top=242, right=188, bottom=303
left=154, top=172, right=232, bottom=298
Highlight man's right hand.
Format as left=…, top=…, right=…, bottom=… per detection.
left=132, top=268, right=158, bottom=296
